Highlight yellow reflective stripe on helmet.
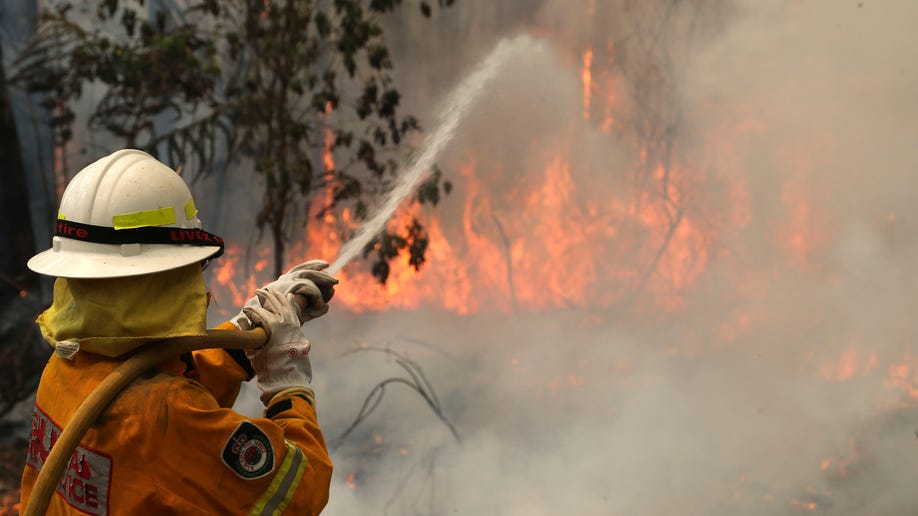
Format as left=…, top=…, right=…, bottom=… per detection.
left=248, top=441, right=307, bottom=516
left=58, top=212, right=65, bottom=220
left=111, top=207, right=176, bottom=229
left=184, top=199, right=198, bottom=220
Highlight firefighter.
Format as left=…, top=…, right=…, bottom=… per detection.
left=20, top=149, right=336, bottom=515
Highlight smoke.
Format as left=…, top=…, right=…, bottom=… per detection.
left=225, top=0, right=918, bottom=514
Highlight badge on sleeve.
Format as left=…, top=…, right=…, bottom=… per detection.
left=222, top=421, right=275, bottom=479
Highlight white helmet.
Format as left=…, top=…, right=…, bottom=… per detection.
left=28, top=149, right=224, bottom=279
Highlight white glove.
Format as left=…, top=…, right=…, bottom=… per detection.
left=243, top=287, right=313, bottom=405
left=231, top=259, right=338, bottom=329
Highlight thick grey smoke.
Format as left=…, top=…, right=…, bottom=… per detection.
left=224, top=1, right=918, bottom=514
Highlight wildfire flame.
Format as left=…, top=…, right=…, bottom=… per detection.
left=582, top=48, right=593, bottom=121
left=819, top=348, right=878, bottom=383
left=886, top=355, right=918, bottom=405
left=207, top=32, right=782, bottom=321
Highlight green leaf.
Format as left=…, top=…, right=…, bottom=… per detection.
left=315, top=11, right=331, bottom=36
left=416, top=169, right=441, bottom=206
left=343, top=53, right=356, bottom=77
left=369, top=0, right=400, bottom=13
left=371, top=259, right=390, bottom=284
left=367, top=44, right=391, bottom=70
left=378, top=88, right=400, bottom=118
left=121, top=9, right=137, bottom=37
left=406, top=218, right=429, bottom=270
left=355, top=200, right=368, bottom=220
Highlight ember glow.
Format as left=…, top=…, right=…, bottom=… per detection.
left=887, top=356, right=918, bottom=405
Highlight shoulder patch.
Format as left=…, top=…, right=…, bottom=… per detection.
left=221, top=421, right=275, bottom=479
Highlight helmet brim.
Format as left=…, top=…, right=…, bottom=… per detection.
left=28, top=243, right=222, bottom=279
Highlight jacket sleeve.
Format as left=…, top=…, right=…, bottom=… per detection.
left=144, top=376, right=332, bottom=515
left=187, top=320, right=255, bottom=408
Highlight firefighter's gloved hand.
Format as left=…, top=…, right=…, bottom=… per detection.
left=231, top=259, right=338, bottom=329
left=243, top=287, right=313, bottom=405
left=290, top=276, right=334, bottom=323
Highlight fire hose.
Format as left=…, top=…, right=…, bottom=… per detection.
left=22, top=327, right=269, bottom=516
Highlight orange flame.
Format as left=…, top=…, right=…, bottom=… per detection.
left=819, top=348, right=877, bottom=382
left=886, top=355, right=918, bottom=404
left=819, top=440, right=871, bottom=481
left=790, top=499, right=817, bottom=511
left=775, top=145, right=834, bottom=271
left=0, top=491, right=19, bottom=516
left=582, top=48, right=593, bottom=121
left=209, top=133, right=748, bottom=319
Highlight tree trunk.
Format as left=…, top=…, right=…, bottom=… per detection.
left=0, top=36, right=35, bottom=296
left=0, top=33, right=48, bottom=419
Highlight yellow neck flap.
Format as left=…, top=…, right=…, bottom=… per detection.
left=37, top=264, right=209, bottom=357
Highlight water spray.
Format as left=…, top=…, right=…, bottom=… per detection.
left=328, top=34, right=543, bottom=275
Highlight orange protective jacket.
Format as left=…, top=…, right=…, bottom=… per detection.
left=20, top=333, right=333, bottom=515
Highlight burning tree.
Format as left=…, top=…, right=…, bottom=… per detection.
left=12, top=0, right=454, bottom=279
